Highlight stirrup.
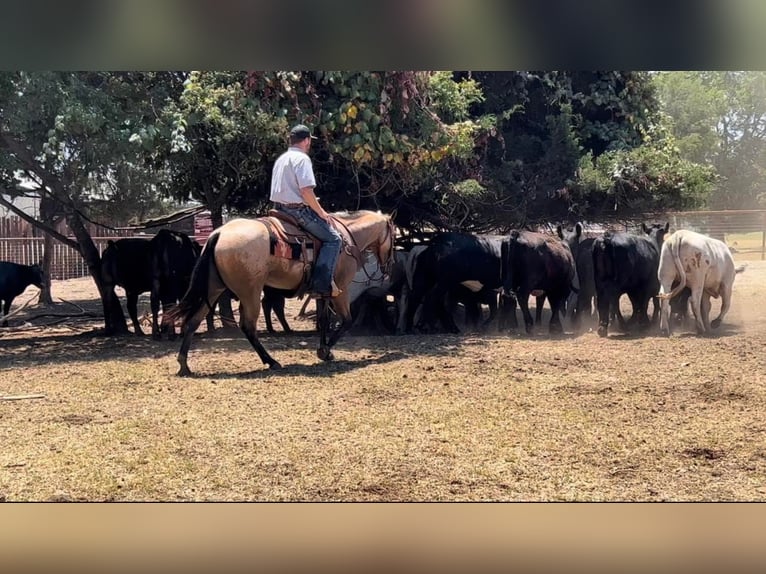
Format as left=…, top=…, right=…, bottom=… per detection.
left=313, top=280, right=342, bottom=299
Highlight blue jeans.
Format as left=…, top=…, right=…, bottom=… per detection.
left=276, top=204, right=342, bottom=293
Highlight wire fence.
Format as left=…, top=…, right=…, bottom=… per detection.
left=635, top=209, right=766, bottom=259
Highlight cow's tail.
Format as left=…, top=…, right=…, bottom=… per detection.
left=501, top=231, right=520, bottom=296
left=596, top=232, right=611, bottom=283
left=735, top=263, right=747, bottom=275
left=658, top=233, right=687, bottom=300
left=166, top=232, right=222, bottom=327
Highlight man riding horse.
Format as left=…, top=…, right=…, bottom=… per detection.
left=270, top=124, right=342, bottom=298
left=169, top=124, right=396, bottom=375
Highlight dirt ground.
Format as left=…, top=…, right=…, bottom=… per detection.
left=1, top=259, right=765, bottom=501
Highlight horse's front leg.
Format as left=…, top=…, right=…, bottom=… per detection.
left=317, top=295, right=352, bottom=361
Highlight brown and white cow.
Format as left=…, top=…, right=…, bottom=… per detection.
left=657, top=229, right=740, bottom=336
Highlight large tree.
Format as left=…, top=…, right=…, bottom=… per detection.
left=0, top=71, right=183, bottom=333
left=138, top=71, right=496, bottom=238
left=239, top=71, right=496, bottom=233
left=460, top=71, right=673, bottom=225
left=654, top=71, right=766, bottom=209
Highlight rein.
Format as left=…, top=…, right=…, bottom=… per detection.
left=380, top=217, right=396, bottom=276
left=331, top=216, right=365, bottom=267
left=357, top=216, right=396, bottom=283
left=332, top=214, right=395, bottom=276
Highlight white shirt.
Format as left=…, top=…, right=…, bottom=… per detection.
left=269, top=146, right=316, bottom=204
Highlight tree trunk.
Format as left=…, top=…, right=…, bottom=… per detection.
left=39, top=231, right=54, bottom=304
left=210, top=204, right=237, bottom=329
left=38, top=197, right=58, bottom=305
left=65, top=210, right=128, bottom=335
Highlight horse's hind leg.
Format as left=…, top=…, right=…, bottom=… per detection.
left=177, top=303, right=214, bottom=377
left=239, top=300, right=282, bottom=370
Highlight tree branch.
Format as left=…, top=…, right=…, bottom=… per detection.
left=0, top=192, right=80, bottom=251
left=0, top=133, right=66, bottom=196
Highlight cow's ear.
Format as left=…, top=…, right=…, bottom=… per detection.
left=575, top=222, right=583, bottom=238
left=556, top=224, right=564, bottom=239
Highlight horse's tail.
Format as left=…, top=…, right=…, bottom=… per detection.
left=167, top=232, right=222, bottom=327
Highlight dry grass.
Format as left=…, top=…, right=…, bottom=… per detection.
left=727, top=231, right=766, bottom=261
left=1, top=262, right=765, bottom=501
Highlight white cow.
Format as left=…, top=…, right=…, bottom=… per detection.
left=657, top=230, right=739, bottom=335
left=348, top=249, right=414, bottom=333
left=396, top=245, right=427, bottom=334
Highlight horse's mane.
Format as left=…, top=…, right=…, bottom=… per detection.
left=332, top=209, right=383, bottom=221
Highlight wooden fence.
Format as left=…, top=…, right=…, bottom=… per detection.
left=0, top=213, right=201, bottom=280
left=0, top=236, right=152, bottom=280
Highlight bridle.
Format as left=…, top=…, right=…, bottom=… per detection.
left=377, top=217, right=396, bottom=276
left=335, top=214, right=396, bottom=284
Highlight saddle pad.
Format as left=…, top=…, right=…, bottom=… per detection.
left=258, top=216, right=316, bottom=262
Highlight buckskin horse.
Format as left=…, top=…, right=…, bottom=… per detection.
left=168, top=209, right=396, bottom=376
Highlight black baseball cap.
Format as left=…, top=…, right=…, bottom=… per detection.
left=289, top=124, right=318, bottom=140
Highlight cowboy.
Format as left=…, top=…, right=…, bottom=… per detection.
left=270, top=124, right=342, bottom=298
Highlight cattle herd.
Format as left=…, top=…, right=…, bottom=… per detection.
left=0, top=220, right=746, bottom=344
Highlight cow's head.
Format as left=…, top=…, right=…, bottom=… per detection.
left=641, top=222, right=670, bottom=247
left=29, top=263, right=45, bottom=289
left=556, top=222, right=583, bottom=258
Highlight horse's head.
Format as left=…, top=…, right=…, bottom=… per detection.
left=336, top=210, right=396, bottom=275
left=376, top=214, right=396, bottom=275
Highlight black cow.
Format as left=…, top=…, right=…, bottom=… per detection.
left=591, top=223, right=669, bottom=337
left=558, top=223, right=639, bottom=330
left=149, top=230, right=202, bottom=340
left=453, top=286, right=499, bottom=332
left=499, top=230, right=575, bottom=334
left=405, top=232, right=504, bottom=334
left=101, top=238, right=153, bottom=335
left=667, top=281, right=692, bottom=326
left=556, top=223, right=597, bottom=329
left=0, top=261, right=44, bottom=326
left=261, top=286, right=295, bottom=333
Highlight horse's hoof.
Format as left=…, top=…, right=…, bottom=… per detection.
left=597, top=326, right=608, bottom=338
left=269, top=361, right=283, bottom=370
left=317, top=348, right=334, bottom=361
left=177, top=366, right=192, bottom=377
left=660, top=328, right=670, bottom=338
left=711, top=319, right=721, bottom=329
